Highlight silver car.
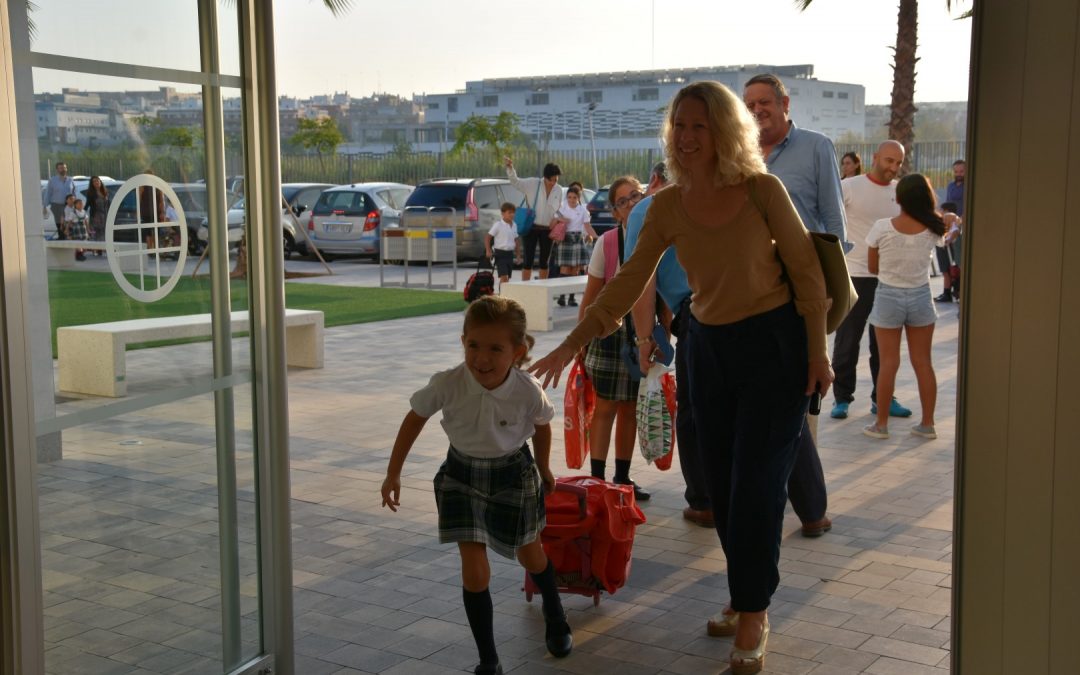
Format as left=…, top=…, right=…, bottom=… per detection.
left=302, top=182, right=413, bottom=258
left=197, top=182, right=333, bottom=257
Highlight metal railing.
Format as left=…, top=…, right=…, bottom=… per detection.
left=44, top=141, right=966, bottom=190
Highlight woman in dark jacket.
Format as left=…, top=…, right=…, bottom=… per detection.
left=84, top=176, right=109, bottom=245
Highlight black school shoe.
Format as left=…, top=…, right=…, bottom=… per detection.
left=616, top=479, right=651, bottom=502
left=474, top=663, right=503, bottom=675
left=543, top=606, right=573, bottom=658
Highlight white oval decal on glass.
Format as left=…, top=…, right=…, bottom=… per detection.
left=105, top=174, right=188, bottom=303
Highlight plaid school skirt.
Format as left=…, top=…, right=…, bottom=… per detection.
left=553, top=232, right=591, bottom=268
left=433, top=444, right=545, bottom=559
left=584, top=323, right=640, bottom=402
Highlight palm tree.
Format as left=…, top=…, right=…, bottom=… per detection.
left=797, top=0, right=971, bottom=173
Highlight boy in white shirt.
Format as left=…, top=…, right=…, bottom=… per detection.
left=485, top=203, right=522, bottom=286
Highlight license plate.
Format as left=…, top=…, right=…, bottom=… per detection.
left=324, top=222, right=352, bottom=234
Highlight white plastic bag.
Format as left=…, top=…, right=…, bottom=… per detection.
left=636, top=365, right=673, bottom=464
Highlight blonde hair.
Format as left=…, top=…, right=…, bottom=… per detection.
left=607, top=175, right=643, bottom=225
left=463, top=296, right=535, bottom=367
left=662, top=81, right=766, bottom=188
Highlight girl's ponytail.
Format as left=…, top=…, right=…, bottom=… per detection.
left=895, top=173, right=947, bottom=237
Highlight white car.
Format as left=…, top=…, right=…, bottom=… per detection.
left=197, top=183, right=334, bottom=257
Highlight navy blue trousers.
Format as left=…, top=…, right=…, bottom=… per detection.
left=687, top=303, right=809, bottom=612
left=673, top=301, right=710, bottom=511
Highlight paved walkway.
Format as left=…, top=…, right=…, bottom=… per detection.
left=39, top=260, right=958, bottom=674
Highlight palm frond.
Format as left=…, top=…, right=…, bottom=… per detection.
left=321, top=0, right=353, bottom=16
left=794, top=0, right=813, bottom=10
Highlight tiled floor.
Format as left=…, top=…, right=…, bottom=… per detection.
left=38, top=267, right=959, bottom=674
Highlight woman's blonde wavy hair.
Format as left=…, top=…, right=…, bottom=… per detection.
left=662, top=81, right=766, bottom=188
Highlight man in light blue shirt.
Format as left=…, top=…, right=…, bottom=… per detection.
left=625, top=162, right=712, bottom=527
left=744, top=75, right=849, bottom=248
left=43, top=161, right=75, bottom=236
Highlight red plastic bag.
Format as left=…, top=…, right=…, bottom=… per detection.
left=653, top=372, right=677, bottom=471
left=564, top=358, right=595, bottom=470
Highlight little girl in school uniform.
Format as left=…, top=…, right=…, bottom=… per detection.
left=381, top=296, right=573, bottom=675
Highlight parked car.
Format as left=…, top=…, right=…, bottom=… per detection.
left=398, top=178, right=521, bottom=260
left=586, top=185, right=617, bottom=237
left=302, top=182, right=413, bottom=258
left=197, top=183, right=333, bottom=257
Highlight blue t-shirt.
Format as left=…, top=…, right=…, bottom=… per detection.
left=624, top=193, right=692, bottom=314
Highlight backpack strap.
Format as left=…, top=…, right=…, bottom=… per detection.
left=601, top=229, right=619, bottom=283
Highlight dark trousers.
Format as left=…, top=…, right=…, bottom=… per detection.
left=672, top=301, right=710, bottom=511
left=832, top=276, right=880, bottom=404
left=687, top=303, right=809, bottom=612
left=787, top=426, right=828, bottom=523
left=521, top=227, right=552, bottom=271
left=50, top=203, right=67, bottom=238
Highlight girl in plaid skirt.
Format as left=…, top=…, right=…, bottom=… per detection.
left=552, top=186, right=598, bottom=307
left=381, top=296, right=573, bottom=674
left=578, top=177, right=650, bottom=502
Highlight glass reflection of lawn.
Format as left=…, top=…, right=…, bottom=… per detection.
left=46, top=270, right=461, bottom=357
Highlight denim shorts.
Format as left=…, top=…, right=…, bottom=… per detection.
left=869, top=282, right=937, bottom=329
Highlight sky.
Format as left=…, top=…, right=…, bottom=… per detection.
left=27, top=0, right=973, bottom=104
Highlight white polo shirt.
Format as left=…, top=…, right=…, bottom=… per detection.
left=410, top=363, right=555, bottom=458
left=842, top=175, right=900, bottom=277
left=487, top=220, right=518, bottom=251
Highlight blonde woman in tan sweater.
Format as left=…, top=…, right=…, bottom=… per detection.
left=530, top=81, right=832, bottom=675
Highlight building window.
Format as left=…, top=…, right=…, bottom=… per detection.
left=838, top=91, right=849, bottom=100
left=822, top=90, right=835, bottom=99
left=427, top=102, right=440, bottom=110
left=528, top=92, right=549, bottom=106
left=633, top=87, right=659, bottom=101
left=448, top=97, right=458, bottom=113
left=479, top=95, right=499, bottom=108
left=580, top=90, right=602, bottom=105
left=789, top=88, right=799, bottom=96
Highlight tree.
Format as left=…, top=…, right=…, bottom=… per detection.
left=289, top=117, right=345, bottom=170
left=798, top=0, right=971, bottom=173
left=449, top=112, right=522, bottom=158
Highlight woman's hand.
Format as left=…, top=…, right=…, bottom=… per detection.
left=528, top=343, right=578, bottom=389
left=381, top=474, right=401, bottom=512
left=806, top=360, right=834, bottom=397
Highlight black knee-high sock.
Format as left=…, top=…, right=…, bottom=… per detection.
left=462, top=587, right=498, bottom=665
left=613, top=458, right=631, bottom=484
left=590, top=458, right=606, bottom=480
left=528, top=561, right=565, bottom=619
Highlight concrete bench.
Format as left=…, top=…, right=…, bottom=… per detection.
left=44, top=239, right=145, bottom=272
left=57, top=309, right=324, bottom=397
left=501, top=276, right=589, bottom=332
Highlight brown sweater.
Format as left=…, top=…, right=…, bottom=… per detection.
left=565, top=173, right=830, bottom=361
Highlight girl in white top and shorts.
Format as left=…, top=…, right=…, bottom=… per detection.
left=864, top=174, right=948, bottom=441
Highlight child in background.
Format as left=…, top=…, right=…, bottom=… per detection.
left=551, top=186, right=597, bottom=307
left=381, top=296, right=573, bottom=675
left=63, top=195, right=87, bottom=261
left=485, top=203, right=522, bottom=288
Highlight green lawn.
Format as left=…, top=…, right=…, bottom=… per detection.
left=47, top=270, right=463, bottom=356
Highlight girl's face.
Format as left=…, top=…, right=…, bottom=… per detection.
left=566, top=191, right=579, bottom=208
left=91, top=177, right=101, bottom=189
left=610, top=183, right=643, bottom=225
left=461, top=322, right=526, bottom=390
left=65, top=195, right=74, bottom=205
left=841, top=156, right=858, bottom=177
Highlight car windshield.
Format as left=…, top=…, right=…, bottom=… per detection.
left=589, top=189, right=610, bottom=209
left=405, top=184, right=469, bottom=212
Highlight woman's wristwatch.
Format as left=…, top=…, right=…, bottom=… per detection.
left=633, top=334, right=655, bottom=347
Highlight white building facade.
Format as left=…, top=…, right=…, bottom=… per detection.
left=415, top=64, right=865, bottom=153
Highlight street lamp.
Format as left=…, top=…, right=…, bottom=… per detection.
left=586, top=102, right=600, bottom=192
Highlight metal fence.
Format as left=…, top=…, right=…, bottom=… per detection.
left=45, top=141, right=965, bottom=190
